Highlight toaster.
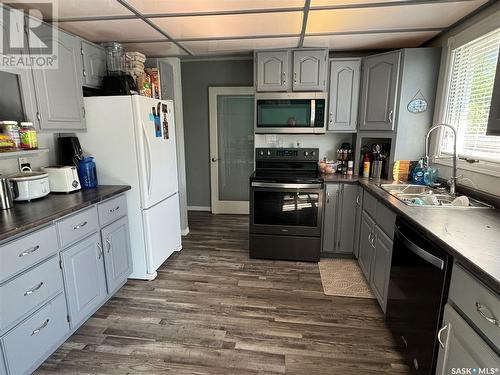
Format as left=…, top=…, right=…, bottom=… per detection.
left=42, top=166, right=81, bottom=193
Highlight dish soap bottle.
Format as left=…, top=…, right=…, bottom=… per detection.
left=412, top=159, right=426, bottom=185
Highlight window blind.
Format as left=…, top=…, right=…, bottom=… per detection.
left=441, top=28, right=500, bottom=162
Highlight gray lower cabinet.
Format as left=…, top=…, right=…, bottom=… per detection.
left=30, top=23, right=85, bottom=131
left=81, top=40, right=106, bottom=88
left=359, top=51, right=401, bottom=131
left=255, top=50, right=290, bottom=92
left=353, top=186, right=363, bottom=258
left=101, top=216, right=132, bottom=293
left=61, top=233, right=107, bottom=328
left=292, top=49, right=328, bottom=92
left=358, top=211, right=375, bottom=278
left=1, top=293, right=69, bottom=375
left=370, top=226, right=393, bottom=312
left=436, top=304, right=500, bottom=374
left=321, top=184, right=340, bottom=254
left=328, top=58, right=361, bottom=132
left=336, top=184, right=358, bottom=254
left=0, top=343, right=6, bottom=375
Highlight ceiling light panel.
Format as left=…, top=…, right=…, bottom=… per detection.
left=183, top=37, right=300, bottom=54
left=150, top=12, right=303, bottom=40
left=121, top=41, right=188, bottom=56
left=58, top=19, right=165, bottom=43
left=306, top=1, right=488, bottom=33
left=125, top=0, right=305, bottom=14
left=311, top=0, right=412, bottom=6
left=303, top=31, right=441, bottom=50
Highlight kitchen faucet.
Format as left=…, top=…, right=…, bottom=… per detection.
left=425, top=123, right=459, bottom=195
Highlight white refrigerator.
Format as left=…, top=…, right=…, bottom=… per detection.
left=79, top=95, right=182, bottom=280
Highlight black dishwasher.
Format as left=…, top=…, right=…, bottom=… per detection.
left=386, top=217, right=452, bottom=374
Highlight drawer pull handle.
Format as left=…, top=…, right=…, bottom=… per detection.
left=109, top=206, right=120, bottom=213
left=31, top=319, right=49, bottom=336
left=73, top=221, right=88, bottom=230
left=97, top=242, right=103, bottom=259
left=24, top=282, right=44, bottom=296
left=19, top=245, right=40, bottom=257
left=476, top=302, right=500, bottom=328
left=106, top=238, right=112, bottom=253
left=437, top=323, right=448, bottom=348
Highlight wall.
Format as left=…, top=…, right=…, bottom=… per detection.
left=425, top=1, right=500, bottom=196
left=181, top=58, right=253, bottom=209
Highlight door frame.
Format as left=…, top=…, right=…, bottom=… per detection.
left=209, top=86, right=254, bottom=214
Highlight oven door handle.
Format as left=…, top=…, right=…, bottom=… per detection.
left=251, top=182, right=323, bottom=189
left=395, top=228, right=445, bottom=270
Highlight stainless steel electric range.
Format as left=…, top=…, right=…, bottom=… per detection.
left=249, top=148, right=324, bottom=262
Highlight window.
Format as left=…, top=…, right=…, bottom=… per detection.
left=440, top=28, right=500, bottom=163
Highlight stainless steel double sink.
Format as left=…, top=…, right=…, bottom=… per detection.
left=379, top=184, right=491, bottom=208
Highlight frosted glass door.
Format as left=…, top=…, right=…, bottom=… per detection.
left=209, top=87, right=254, bottom=214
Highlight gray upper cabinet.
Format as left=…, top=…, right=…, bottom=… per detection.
left=486, top=53, right=500, bottom=135
left=292, top=49, right=328, bottom=92
left=30, top=24, right=85, bottom=131
left=321, top=184, right=340, bottom=254
left=370, top=226, right=393, bottom=312
left=61, top=233, right=107, bottom=328
left=255, top=50, right=290, bottom=92
left=328, top=59, right=361, bottom=132
left=336, top=184, right=358, bottom=254
left=81, top=40, right=106, bottom=89
left=436, top=305, right=500, bottom=375
left=358, top=211, right=375, bottom=279
left=101, top=216, right=132, bottom=294
left=359, top=51, right=401, bottom=131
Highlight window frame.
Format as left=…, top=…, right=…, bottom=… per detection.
left=433, top=10, right=500, bottom=175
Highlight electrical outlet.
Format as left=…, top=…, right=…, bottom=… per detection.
left=18, top=157, right=30, bottom=171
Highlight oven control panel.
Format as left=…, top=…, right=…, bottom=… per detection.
left=255, top=148, right=319, bottom=161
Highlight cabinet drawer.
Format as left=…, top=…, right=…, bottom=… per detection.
left=98, top=194, right=127, bottom=227
left=57, top=206, right=99, bottom=248
left=2, top=293, right=69, bottom=375
left=363, top=191, right=377, bottom=219
left=449, top=264, right=499, bottom=350
left=0, top=225, right=58, bottom=284
left=375, top=202, right=396, bottom=240
left=0, top=256, right=63, bottom=333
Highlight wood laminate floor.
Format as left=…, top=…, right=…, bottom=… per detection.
left=37, top=212, right=410, bottom=374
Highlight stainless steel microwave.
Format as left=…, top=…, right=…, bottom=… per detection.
left=255, top=92, right=327, bottom=134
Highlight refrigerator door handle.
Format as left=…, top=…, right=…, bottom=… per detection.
left=142, top=121, right=153, bottom=196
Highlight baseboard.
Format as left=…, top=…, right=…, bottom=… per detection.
left=181, top=227, right=190, bottom=236
left=187, top=206, right=211, bottom=211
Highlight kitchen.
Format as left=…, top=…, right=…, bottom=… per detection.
left=0, top=0, right=499, bottom=374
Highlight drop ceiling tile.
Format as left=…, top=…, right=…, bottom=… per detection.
left=6, top=0, right=133, bottom=19
left=306, top=1, right=488, bottom=33
left=311, top=0, right=408, bottom=6
left=57, top=19, right=165, bottom=43
left=183, top=37, right=300, bottom=55
left=303, top=31, right=441, bottom=50
left=126, top=0, right=305, bottom=14
left=150, top=12, right=303, bottom=40
left=122, top=41, right=187, bottom=57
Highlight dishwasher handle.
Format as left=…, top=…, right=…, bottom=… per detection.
left=395, top=227, right=445, bottom=270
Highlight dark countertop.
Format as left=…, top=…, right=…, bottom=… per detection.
left=0, top=185, right=130, bottom=243
left=323, top=174, right=500, bottom=292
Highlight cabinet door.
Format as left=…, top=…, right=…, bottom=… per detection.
left=370, top=225, right=393, bottom=312
left=293, top=49, right=327, bottom=91
left=81, top=40, right=106, bottom=88
left=436, top=305, right=500, bottom=375
left=101, top=216, right=132, bottom=294
left=358, top=211, right=375, bottom=279
left=61, top=233, right=107, bottom=328
left=336, top=184, right=358, bottom=253
left=359, top=51, right=401, bottom=131
left=31, top=24, right=85, bottom=131
left=255, top=51, right=290, bottom=92
left=353, top=186, right=363, bottom=258
left=328, top=59, right=361, bottom=132
left=0, top=342, right=6, bottom=375
left=321, top=184, right=339, bottom=254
